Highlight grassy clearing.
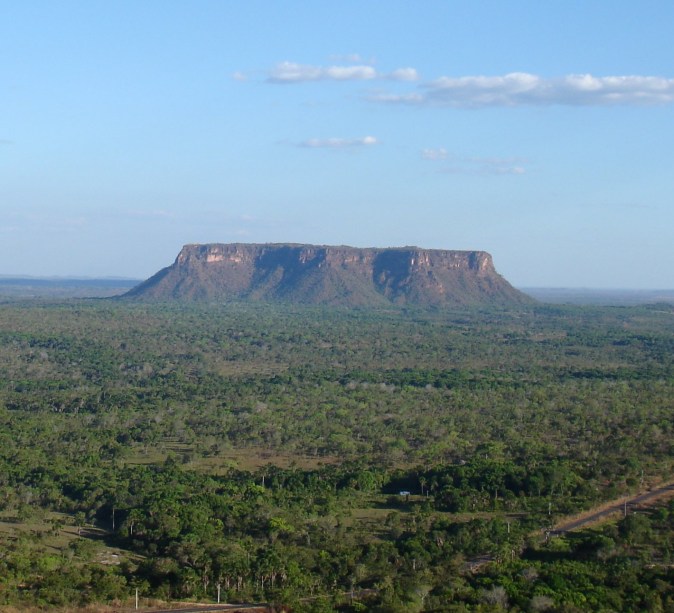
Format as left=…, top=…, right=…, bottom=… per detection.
left=0, top=510, right=137, bottom=567
left=0, top=510, right=78, bottom=550
left=123, top=441, right=342, bottom=472
left=194, top=446, right=342, bottom=472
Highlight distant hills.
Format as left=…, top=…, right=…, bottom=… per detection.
left=0, top=277, right=139, bottom=299
left=122, top=243, right=532, bottom=307
left=522, top=287, right=674, bottom=306
left=3, top=256, right=673, bottom=305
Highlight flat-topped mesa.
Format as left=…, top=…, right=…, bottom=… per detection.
left=124, top=243, right=531, bottom=306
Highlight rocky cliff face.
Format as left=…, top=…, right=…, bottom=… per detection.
left=124, top=243, right=531, bottom=306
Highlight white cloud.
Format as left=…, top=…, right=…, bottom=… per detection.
left=388, top=68, right=420, bottom=82
left=299, top=136, right=379, bottom=149
left=421, top=148, right=448, bottom=161
left=269, top=62, right=375, bottom=83
left=429, top=155, right=528, bottom=175
left=268, top=61, right=419, bottom=84
left=231, top=71, right=248, bottom=82
left=371, top=72, right=674, bottom=107
left=368, top=92, right=424, bottom=104
left=441, top=165, right=525, bottom=176
left=325, top=65, right=377, bottom=80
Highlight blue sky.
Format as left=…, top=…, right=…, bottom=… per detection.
left=2, top=1, right=673, bottom=287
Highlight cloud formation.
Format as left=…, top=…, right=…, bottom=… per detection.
left=389, top=68, right=420, bottom=82
left=422, top=153, right=527, bottom=175
left=421, top=148, right=448, bottom=161
left=268, top=61, right=418, bottom=83
left=299, top=136, right=379, bottom=149
left=372, top=72, right=674, bottom=107
left=447, top=156, right=527, bottom=176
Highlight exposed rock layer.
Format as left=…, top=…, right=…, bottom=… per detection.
left=124, top=243, right=531, bottom=306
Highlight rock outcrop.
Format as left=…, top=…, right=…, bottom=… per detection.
left=124, top=243, right=531, bottom=306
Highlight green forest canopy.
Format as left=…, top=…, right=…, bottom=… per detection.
left=0, top=300, right=673, bottom=611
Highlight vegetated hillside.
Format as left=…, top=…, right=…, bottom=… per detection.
left=124, top=243, right=532, bottom=306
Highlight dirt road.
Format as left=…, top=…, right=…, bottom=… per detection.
left=551, top=482, right=674, bottom=535
left=138, top=606, right=266, bottom=613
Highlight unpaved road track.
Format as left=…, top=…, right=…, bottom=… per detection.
left=126, top=484, right=674, bottom=609
left=119, top=605, right=267, bottom=612
left=551, top=482, right=674, bottom=535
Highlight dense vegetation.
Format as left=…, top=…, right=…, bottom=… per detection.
left=0, top=299, right=673, bottom=611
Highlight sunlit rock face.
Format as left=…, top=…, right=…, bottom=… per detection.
left=124, top=243, right=532, bottom=306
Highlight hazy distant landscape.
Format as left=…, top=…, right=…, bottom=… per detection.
left=521, top=287, right=674, bottom=306
left=3, top=276, right=673, bottom=307
left=0, top=277, right=139, bottom=299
